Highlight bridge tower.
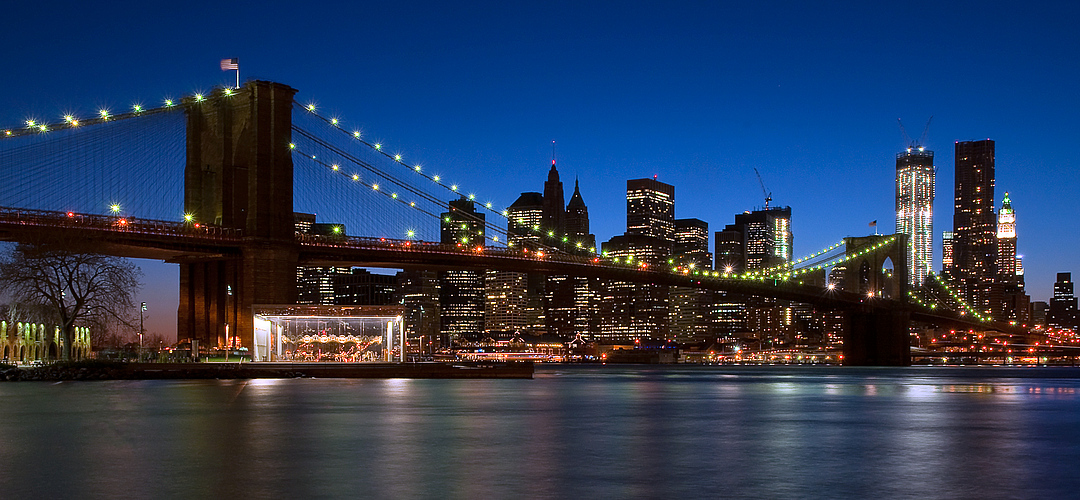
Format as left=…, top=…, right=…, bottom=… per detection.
left=841, top=234, right=911, bottom=365
left=178, top=81, right=299, bottom=351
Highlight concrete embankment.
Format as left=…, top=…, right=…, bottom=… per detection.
left=1, top=361, right=534, bottom=381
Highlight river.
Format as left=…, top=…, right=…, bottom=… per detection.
left=2, top=365, right=1079, bottom=499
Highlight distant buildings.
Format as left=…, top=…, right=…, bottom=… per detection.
left=895, top=146, right=935, bottom=286
left=715, top=207, right=793, bottom=272
left=711, top=207, right=794, bottom=345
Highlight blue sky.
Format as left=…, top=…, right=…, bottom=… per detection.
left=2, top=1, right=1078, bottom=339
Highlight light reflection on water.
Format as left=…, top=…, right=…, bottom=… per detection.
left=1, top=366, right=1079, bottom=499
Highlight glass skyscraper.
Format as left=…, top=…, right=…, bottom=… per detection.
left=895, top=147, right=935, bottom=286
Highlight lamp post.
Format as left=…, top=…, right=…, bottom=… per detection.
left=139, top=302, right=146, bottom=361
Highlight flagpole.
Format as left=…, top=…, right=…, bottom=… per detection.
left=235, top=67, right=240, bottom=89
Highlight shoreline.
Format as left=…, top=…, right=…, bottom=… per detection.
left=0, top=361, right=535, bottom=381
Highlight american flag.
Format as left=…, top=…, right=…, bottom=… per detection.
left=220, top=58, right=239, bottom=71
left=869, top=220, right=877, bottom=227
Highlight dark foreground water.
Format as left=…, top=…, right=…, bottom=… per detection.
left=2, top=366, right=1080, bottom=499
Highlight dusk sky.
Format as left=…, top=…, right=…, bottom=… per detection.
left=2, top=1, right=1078, bottom=339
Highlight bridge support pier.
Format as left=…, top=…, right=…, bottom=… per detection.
left=844, top=308, right=911, bottom=366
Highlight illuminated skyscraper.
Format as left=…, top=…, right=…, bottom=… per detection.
left=439, top=198, right=486, bottom=345
left=719, top=207, right=793, bottom=271
left=941, top=231, right=954, bottom=275
left=565, top=180, right=598, bottom=338
left=504, top=192, right=546, bottom=333
left=627, top=177, right=675, bottom=241
left=996, top=192, right=1018, bottom=285
left=949, top=139, right=997, bottom=318
left=895, top=147, right=935, bottom=286
left=598, top=177, right=676, bottom=340
left=294, top=213, right=350, bottom=305
left=671, top=218, right=713, bottom=342
left=1049, top=273, right=1078, bottom=330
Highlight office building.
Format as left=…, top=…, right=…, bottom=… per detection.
left=627, top=177, right=675, bottom=241
left=949, top=139, right=998, bottom=318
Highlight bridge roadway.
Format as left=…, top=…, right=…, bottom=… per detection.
left=0, top=205, right=1015, bottom=334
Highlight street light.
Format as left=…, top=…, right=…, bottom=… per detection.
left=139, top=302, right=146, bottom=361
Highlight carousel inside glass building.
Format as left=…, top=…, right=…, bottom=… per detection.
left=252, top=306, right=405, bottom=362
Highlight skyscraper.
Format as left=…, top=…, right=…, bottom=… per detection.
left=294, top=213, right=351, bottom=305
left=671, top=218, right=713, bottom=342
left=627, top=177, right=675, bottom=241
left=718, top=207, right=793, bottom=271
left=950, top=140, right=998, bottom=317
left=674, top=218, right=712, bottom=268
left=941, top=231, right=954, bottom=275
left=565, top=180, right=595, bottom=252
left=542, top=159, right=566, bottom=236
left=501, top=192, right=545, bottom=334
left=895, top=147, right=935, bottom=286
left=996, top=192, right=1018, bottom=286
left=996, top=192, right=1029, bottom=323
left=439, top=198, right=486, bottom=345
left=1049, top=273, right=1078, bottom=330
left=713, top=207, right=794, bottom=346
left=598, top=177, right=676, bottom=340
left=507, top=192, right=544, bottom=247
left=565, top=180, right=598, bottom=338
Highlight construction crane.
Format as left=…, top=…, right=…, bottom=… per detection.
left=754, top=167, right=772, bottom=210
left=898, top=116, right=933, bottom=151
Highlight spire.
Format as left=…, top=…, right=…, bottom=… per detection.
left=551, top=140, right=557, bottom=168
left=1001, top=192, right=1013, bottom=214
left=567, top=178, right=586, bottom=210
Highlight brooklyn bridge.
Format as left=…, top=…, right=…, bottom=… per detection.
left=0, top=81, right=1021, bottom=365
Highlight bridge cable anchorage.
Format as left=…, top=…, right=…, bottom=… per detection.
left=295, top=102, right=591, bottom=254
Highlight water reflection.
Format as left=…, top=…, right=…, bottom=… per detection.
left=1, top=366, right=1078, bottom=498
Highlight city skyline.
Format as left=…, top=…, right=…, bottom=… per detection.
left=2, top=1, right=1078, bottom=339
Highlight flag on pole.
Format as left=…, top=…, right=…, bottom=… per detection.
left=869, top=220, right=877, bottom=227
left=220, top=58, right=239, bottom=71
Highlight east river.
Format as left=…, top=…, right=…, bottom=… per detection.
left=2, top=365, right=1079, bottom=499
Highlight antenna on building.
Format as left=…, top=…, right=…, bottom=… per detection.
left=754, top=168, right=772, bottom=210
left=552, top=140, right=556, bottom=167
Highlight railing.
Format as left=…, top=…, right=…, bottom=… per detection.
left=0, top=206, right=243, bottom=241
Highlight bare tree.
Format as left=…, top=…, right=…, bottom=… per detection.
left=0, top=239, right=142, bottom=360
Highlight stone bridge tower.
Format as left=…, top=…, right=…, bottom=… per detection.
left=841, top=234, right=911, bottom=366
left=178, top=81, right=299, bottom=351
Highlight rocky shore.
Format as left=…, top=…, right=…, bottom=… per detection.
left=0, top=360, right=534, bottom=381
